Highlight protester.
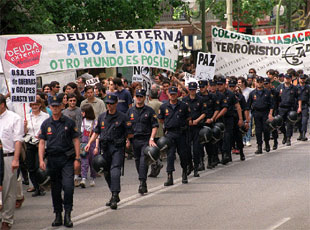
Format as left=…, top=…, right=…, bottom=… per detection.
left=113, top=77, right=133, bottom=113
left=80, top=86, right=106, bottom=119
left=64, top=82, right=85, bottom=107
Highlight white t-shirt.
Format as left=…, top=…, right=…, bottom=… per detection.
left=26, top=111, right=49, bottom=138
left=81, top=118, right=96, bottom=133
left=242, top=87, right=254, bottom=102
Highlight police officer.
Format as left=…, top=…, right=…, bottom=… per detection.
left=228, top=79, right=250, bottom=160
left=264, top=78, right=279, bottom=150
left=247, top=76, right=274, bottom=154
left=158, top=86, right=191, bottom=186
left=182, top=82, right=206, bottom=177
left=215, top=77, right=243, bottom=164
left=198, top=80, right=220, bottom=168
left=297, top=74, right=310, bottom=141
left=126, top=89, right=158, bottom=194
left=39, top=95, right=80, bottom=228
left=276, top=74, right=301, bottom=146
left=85, top=94, right=129, bottom=210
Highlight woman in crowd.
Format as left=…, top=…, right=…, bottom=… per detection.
left=42, top=84, right=51, bottom=94
left=64, top=82, right=85, bottom=107
left=80, top=104, right=98, bottom=188
left=24, top=97, right=50, bottom=196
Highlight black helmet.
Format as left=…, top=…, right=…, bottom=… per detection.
left=266, top=118, right=278, bottom=131
left=36, top=168, right=50, bottom=191
left=144, top=146, right=160, bottom=165
left=199, top=126, right=212, bottom=144
left=156, top=136, right=171, bottom=151
left=211, top=126, right=222, bottom=144
left=288, top=111, right=298, bottom=124
left=93, top=154, right=108, bottom=173
left=214, top=122, right=225, bottom=133
left=239, top=125, right=248, bottom=134
left=274, top=115, right=283, bottom=128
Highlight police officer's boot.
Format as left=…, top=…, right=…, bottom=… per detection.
left=301, top=132, right=308, bottom=141
left=273, top=139, right=278, bottom=150
left=138, top=180, right=148, bottom=194
left=193, top=166, right=200, bottom=177
left=297, top=132, right=302, bottom=141
left=198, top=157, right=205, bottom=171
left=255, top=145, right=262, bottom=154
left=64, top=211, right=73, bottom=228
left=286, top=137, right=291, bottom=146
left=52, top=212, right=62, bottom=227
left=187, top=162, right=194, bottom=176
left=207, top=155, right=213, bottom=169
left=110, top=192, right=120, bottom=210
left=164, top=172, right=173, bottom=186
left=282, top=135, right=287, bottom=144
left=265, top=141, right=270, bottom=152
left=182, top=169, right=188, bottom=183
left=240, top=149, right=245, bottom=161
left=106, top=192, right=120, bottom=207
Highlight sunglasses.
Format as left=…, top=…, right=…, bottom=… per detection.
left=106, top=102, right=116, bottom=105
left=136, top=95, right=144, bottom=98
left=249, top=72, right=254, bottom=74
left=69, top=99, right=76, bottom=102
left=56, top=86, right=60, bottom=88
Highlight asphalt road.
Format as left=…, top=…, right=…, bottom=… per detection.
left=12, top=135, right=310, bottom=230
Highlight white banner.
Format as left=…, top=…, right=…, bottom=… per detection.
left=132, top=66, right=150, bottom=82
left=212, top=26, right=310, bottom=76
left=10, top=68, right=36, bottom=103
left=195, top=52, right=216, bottom=80
left=86, top=77, right=100, bottom=86
left=184, top=72, right=198, bottom=86
left=0, top=29, right=182, bottom=79
left=142, top=74, right=152, bottom=96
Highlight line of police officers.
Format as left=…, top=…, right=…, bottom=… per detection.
left=38, top=72, right=310, bottom=228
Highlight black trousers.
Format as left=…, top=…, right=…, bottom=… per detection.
left=47, top=154, right=74, bottom=213
left=189, top=126, right=203, bottom=167
left=25, top=143, right=39, bottom=190
left=278, top=107, right=294, bottom=138
left=253, top=111, right=270, bottom=145
left=132, top=137, right=149, bottom=181
left=222, top=116, right=234, bottom=161
left=297, top=107, right=309, bottom=132
left=165, top=131, right=188, bottom=172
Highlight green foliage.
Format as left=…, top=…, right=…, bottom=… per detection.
left=0, top=0, right=184, bottom=34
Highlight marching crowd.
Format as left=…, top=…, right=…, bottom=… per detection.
left=0, top=65, right=309, bottom=229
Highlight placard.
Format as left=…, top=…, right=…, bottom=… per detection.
left=195, top=52, right=216, bottom=80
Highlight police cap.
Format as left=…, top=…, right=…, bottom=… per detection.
left=198, top=80, right=208, bottom=88
left=136, top=89, right=146, bottom=97
left=209, top=79, right=217, bottom=86
left=264, top=78, right=271, bottom=84
left=299, top=74, right=307, bottom=79
left=168, top=86, right=178, bottom=94
left=228, top=80, right=237, bottom=87
left=256, top=76, right=264, bottom=82
left=50, top=95, right=62, bottom=106
left=217, top=77, right=226, bottom=85
left=106, top=94, right=118, bottom=104
left=284, top=74, right=292, bottom=79
left=188, top=82, right=198, bottom=90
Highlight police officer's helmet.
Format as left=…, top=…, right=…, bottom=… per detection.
left=214, top=122, right=225, bottom=133
left=156, top=136, right=171, bottom=151
left=239, top=125, right=248, bottom=135
left=93, top=154, right=108, bottom=173
left=274, top=115, right=283, bottom=128
left=266, top=118, right=278, bottom=131
left=287, top=111, right=298, bottom=124
left=211, top=126, right=222, bottom=144
left=144, top=146, right=160, bottom=165
left=36, top=168, right=51, bottom=191
left=199, top=126, right=212, bottom=144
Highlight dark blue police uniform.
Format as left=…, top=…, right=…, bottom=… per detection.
left=198, top=80, right=221, bottom=168
left=297, top=75, right=310, bottom=139
left=158, top=86, right=191, bottom=184
left=182, top=82, right=206, bottom=176
left=248, top=77, right=273, bottom=153
left=126, top=89, right=158, bottom=190
left=39, top=103, right=79, bottom=216
left=218, top=77, right=238, bottom=164
left=276, top=75, right=299, bottom=145
left=94, top=95, right=129, bottom=198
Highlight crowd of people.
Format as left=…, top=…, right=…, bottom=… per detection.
left=0, top=65, right=308, bottom=229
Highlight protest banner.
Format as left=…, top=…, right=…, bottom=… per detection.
left=212, top=26, right=310, bottom=76
left=195, top=52, right=216, bottom=80
left=184, top=72, right=197, bottom=86
left=141, top=74, right=152, bottom=96
left=0, top=29, right=182, bottom=79
left=132, top=66, right=150, bottom=82
left=86, top=77, right=100, bottom=86
left=10, top=68, right=36, bottom=103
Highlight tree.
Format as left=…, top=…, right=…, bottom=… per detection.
left=0, top=0, right=185, bottom=34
